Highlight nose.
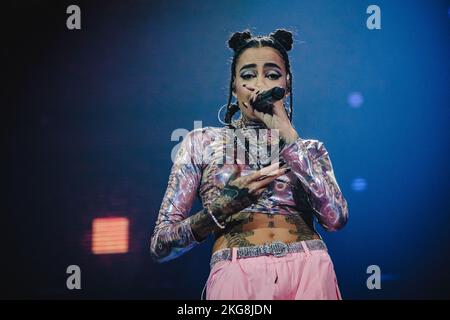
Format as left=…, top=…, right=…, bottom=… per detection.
left=254, top=74, right=267, bottom=91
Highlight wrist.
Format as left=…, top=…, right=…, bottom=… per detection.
left=206, top=207, right=226, bottom=229
left=189, top=208, right=223, bottom=241
left=209, top=203, right=229, bottom=222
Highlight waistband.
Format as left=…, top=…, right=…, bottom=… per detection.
left=210, top=239, right=327, bottom=269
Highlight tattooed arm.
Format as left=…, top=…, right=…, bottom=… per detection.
left=280, top=138, right=349, bottom=231
left=190, top=163, right=289, bottom=242
left=150, top=129, right=288, bottom=263
left=150, top=129, right=206, bottom=263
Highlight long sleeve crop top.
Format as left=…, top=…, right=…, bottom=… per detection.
left=150, top=119, right=348, bottom=262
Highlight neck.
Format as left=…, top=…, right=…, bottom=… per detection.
left=232, top=115, right=267, bottom=129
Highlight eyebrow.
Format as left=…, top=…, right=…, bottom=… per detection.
left=239, top=62, right=282, bottom=72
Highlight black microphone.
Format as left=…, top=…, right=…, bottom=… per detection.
left=250, top=86, right=286, bottom=115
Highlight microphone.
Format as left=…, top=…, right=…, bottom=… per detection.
left=250, top=86, right=286, bottom=115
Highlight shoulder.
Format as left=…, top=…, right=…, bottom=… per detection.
left=299, top=138, right=328, bottom=159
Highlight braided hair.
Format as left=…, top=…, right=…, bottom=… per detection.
left=223, top=29, right=295, bottom=128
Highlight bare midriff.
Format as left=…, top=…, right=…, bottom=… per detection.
left=212, top=212, right=321, bottom=254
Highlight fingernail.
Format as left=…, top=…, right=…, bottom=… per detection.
left=284, top=167, right=291, bottom=173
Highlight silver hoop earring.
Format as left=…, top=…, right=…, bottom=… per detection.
left=217, top=104, right=228, bottom=126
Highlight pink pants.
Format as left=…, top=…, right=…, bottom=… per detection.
left=205, top=242, right=342, bottom=300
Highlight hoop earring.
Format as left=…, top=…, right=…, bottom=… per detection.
left=217, top=104, right=229, bottom=126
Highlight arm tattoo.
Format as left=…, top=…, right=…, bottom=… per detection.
left=211, top=184, right=256, bottom=217
left=189, top=208, right=219, bottom=242
left=190, top=178, right=258, bottom=242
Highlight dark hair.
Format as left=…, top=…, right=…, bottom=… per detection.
left=223, top=28, right=294, bottom=127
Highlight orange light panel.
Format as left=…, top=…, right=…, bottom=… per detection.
left=92, top=217, right=129, bottom=254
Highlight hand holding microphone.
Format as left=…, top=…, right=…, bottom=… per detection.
left=241, top=84, right=298, bottom=143
left=249, top=86, right=286, bottom=115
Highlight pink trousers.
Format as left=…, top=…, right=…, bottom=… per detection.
left=205, top=242, right=342, bottom=300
